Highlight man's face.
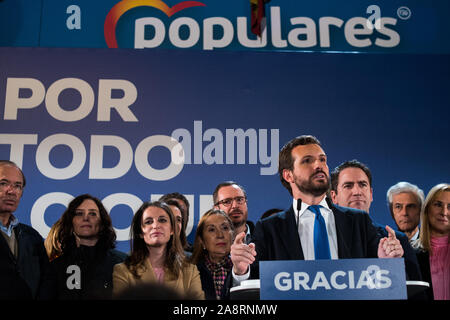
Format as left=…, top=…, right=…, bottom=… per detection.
left=172, top=198, right=188, bottom=229
left=0, top=165, right=24, bottom=215
left=391, top=192, right=421, bottom=233
left=215, top=185, right=248, bottom=228
left=330, top=167, right=373, bottom=213
left=284, top=144, right=330, bottom=197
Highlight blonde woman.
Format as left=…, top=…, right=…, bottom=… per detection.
left=413, top=183, right=450, bottom=300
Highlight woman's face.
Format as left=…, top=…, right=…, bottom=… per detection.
left=141, top=206, right=173, bottom=248
left=72, top=199, right=101, bottom=241
left=201, top=214, right=232, bottom=262
left=428, top=190, right=450, bottom=237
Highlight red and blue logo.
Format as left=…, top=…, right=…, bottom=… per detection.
left=104, top=0, right=206, bottom=48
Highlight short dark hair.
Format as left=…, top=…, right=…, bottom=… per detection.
left=0, top=160, right=26, bottom=188
left=212, top=181, right=247, bottom=205
left=278, top=135, right=321, bottom=195
left=330, top=159, right=373, bottom=193
left=159, top=192, right=190, bottom=228
left=260, top=208, right=283, bottom=220
left=165, top=199, right=187, bottom=248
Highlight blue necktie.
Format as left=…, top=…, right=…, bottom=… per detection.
left=309, top=205, right=331, bottom=259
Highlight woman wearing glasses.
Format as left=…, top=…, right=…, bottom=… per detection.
left=112, top=201, right=204, bottom=299
left=190, top=209, right=235, bottom=300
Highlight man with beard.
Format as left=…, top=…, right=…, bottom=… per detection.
left=213, top=181, right=255, bottom=244
left=230, top=135, right=404, bottom=281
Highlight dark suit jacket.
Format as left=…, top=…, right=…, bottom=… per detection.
left=415, top=249, right=434, bottom=300
left=0, top=223, right=51, bottom=299
left=250, top=200, right=381, bottom=278
left=48, top=243, right=127, bottom=300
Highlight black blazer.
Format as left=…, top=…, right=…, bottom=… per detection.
left=250, top=200, right=381, bottom=278
left=197, top=261, right=232, bottom=300
left=0, top=223, right=51, bottom=299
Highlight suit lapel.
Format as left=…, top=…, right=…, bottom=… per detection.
left=139, top=259, right=157, bottom=282
left=331, top=205, right=352, bottom=259
left=278, top=207, right=304, bottom=260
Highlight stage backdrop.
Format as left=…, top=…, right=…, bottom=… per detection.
left=1, top=0, right=449, bottom=53
left=1, top=47, right=449, bottom=252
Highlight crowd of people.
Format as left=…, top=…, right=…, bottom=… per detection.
left=0, top=134, right=448, bottom=300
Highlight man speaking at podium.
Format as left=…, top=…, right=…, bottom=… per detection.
left=230, top=135, right=404, bottom=282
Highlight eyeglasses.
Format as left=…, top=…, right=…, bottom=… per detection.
left=0, top=180, right=24, bottom=192
left=215, top=196, right=247, bottom=207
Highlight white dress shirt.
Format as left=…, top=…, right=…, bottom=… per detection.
left=293, top=198, right=339, bottom=260
left=409, top=228, right=419, bottom=242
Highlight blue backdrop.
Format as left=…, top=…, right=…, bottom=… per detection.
left=1, top=47, right=449, bottom=252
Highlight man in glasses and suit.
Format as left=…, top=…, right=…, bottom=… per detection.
left=213, top=181, right=255, bottom=244
left=230, top=135, right=405, bottom=282
left=0, top=160, right=52, bottom=299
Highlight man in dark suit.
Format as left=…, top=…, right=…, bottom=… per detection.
left=0, top=160, right=52, bottom=299
left=329, top=159, right=422, bottom=281
left=230, top=135, right=404, bottom=281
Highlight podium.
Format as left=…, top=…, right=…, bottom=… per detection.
left=230, top=279, right=430, bottom=300
left=406, top=281, right=430, bottom=299
left=230, top=280, right=261, bottom=300
left=230, top=259, right=430, bottom=300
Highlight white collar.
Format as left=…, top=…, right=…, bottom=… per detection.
left=291, top=197, right=331, bottom=219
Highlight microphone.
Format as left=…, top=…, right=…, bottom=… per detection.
left=296, top=198, right=302, bottom=230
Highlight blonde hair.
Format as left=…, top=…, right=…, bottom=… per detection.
left=415, top=183, right=450, bottom=253
left=44, top=219, right=62, bottom=261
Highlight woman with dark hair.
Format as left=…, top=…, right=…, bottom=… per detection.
left=49, top=194, right=127, bottom=299
left=112, top=201, right=204, bottom=299
left=190, top=209, right=235, bottom=300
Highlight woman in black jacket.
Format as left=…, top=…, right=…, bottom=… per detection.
left=49, top=194, right=126, bottom=299
left=190, top=209, right=235, bottom=300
